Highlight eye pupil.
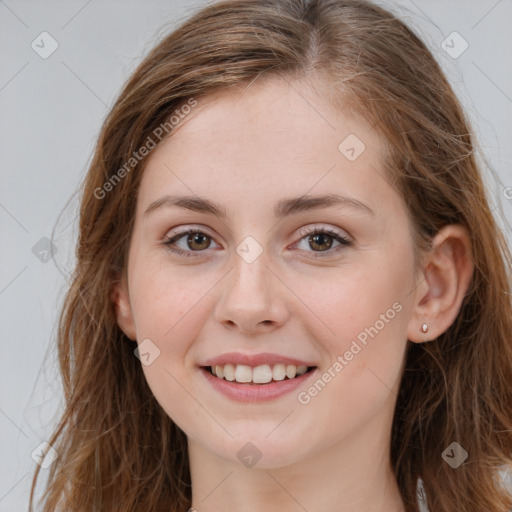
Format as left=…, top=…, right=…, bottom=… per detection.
left=188, top=233, right=210, bottom=250
left=310, top=233, right=333, bottom=251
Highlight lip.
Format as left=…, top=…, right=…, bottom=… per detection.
left=201, top=352, right=315, bottom=368
left=200, top=365, right=318, bottom=403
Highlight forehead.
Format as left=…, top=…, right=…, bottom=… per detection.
left=162, top=77, right=380, bottom=155
left=138, top=77, right=392, bottom=215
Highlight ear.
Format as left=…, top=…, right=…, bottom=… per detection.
left=110, top=274, right=137, bottom=341
left=407, top=224, right=474, bottom=343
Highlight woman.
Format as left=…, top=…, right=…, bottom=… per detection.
left=30, top=1, right=512, bottom=511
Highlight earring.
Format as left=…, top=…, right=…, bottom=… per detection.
left=420, top=323, right=429, bottom=333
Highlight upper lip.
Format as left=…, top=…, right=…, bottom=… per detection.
left=201, top=352, right=316, bottom=368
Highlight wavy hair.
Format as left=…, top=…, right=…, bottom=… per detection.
left=30, top=1, right=512, bottom=510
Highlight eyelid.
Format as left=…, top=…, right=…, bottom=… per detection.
left=163, top=224, right=215, bottom=239
left=295, top=224, right=351, bottom=242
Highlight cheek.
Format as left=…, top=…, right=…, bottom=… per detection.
left=291, top=261, right=410, bottom=442
left=304, top=252, right=412, bottom=397
left=127, top=262, right=202, bottom=371
left=130, top=266, right=215, bottom=431
left=306, top=258, right=409, bottom=347
left=131, top=262, right=215, bottom=343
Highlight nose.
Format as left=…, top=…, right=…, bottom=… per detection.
left=213, top=251, right=289, bottom=334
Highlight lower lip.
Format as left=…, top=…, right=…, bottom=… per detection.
left=200, top=367, right=317, bottom=402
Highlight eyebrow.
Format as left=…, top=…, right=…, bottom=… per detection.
left=144, top=193, right=375, bottom=219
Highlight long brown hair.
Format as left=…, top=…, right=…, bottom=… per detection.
left=30, top=1, right=512, bottom=510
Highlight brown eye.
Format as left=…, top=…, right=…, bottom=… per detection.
left=163, top=228, right=218, bottom=257
left=185, top=232, right=211, bottom=251
left=308, top=232, right=334, bottom=252
left=295, top=226, right=352, bottom=258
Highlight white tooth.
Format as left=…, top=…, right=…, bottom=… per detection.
left=235, top=364, right=252, bottom=383
left=211, top=366, right=217, bottom=376
left=272, top=364, right=286, bottom=381
left=285, top=365, right=297, bottom=379
left=223, top=364, right=235, bottom=381
left=253, top=365, right=273, bottom=383
left=215, top=365, right=224, bottom=379
left=296, top=365, right=308, bottom=376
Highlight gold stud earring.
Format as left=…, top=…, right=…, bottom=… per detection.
left=420, top=323, right=429, bottom=333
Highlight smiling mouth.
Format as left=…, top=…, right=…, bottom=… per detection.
left=202, top=363, right=317, bottom=384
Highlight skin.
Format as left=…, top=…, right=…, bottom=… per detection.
left=112, top=76, right=474, bottom=512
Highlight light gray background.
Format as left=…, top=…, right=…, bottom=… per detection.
left=1, top=0, right=511, bottom=510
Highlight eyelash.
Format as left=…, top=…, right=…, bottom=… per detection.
left=162, top=226, right=352, bottom=259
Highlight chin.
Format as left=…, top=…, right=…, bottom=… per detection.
left=206, top=431, right=314, bottom=470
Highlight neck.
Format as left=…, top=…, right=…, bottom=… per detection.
left=187, top=407, right=405, bottom=512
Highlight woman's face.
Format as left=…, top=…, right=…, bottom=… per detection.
left=116, top=77, right=424, bottom=468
